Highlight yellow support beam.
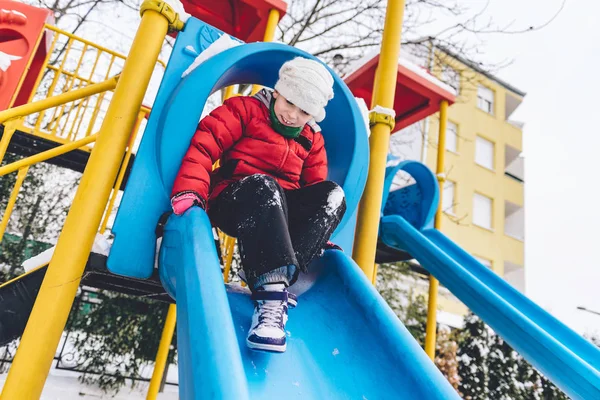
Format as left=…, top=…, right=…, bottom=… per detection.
left=0, top=167, right=29, bottom=243
left=223, top=85, right=236, bottom=101
left=352, top=0, right=406, bottom=278
left=0, top=77, right=118, bottom=125
left=251, top=8, right=280, bottom=95
left=0, top=134, right=97, bottom=177
left=99, top=110, right=146, bottom=233
left=0, top=3, right=174, bottom=397
left=372, top=263, right=379, bottom=285
left=146, top=304, right=177, bottom=400
left=424, top=99, right=449, bottom=360
left=223, top=236, right=236, bottom=283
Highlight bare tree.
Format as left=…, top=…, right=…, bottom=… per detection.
left=278, top=0, right=565, bottom=77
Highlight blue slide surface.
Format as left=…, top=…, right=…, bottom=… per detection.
left=159, top=208, right=461, bottom=399
left=379, top=216, right=600, bottom=400
left=378, top=160, right=600, bottom=400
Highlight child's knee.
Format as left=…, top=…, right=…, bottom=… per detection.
left=239, top=174, right=285, bottom=206
left=241, top=174, right=279, bottom=189
left=325, top=182, right=346, bottom=213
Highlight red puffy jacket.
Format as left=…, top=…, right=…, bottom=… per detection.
left=171, top=90, right=328, bottom=205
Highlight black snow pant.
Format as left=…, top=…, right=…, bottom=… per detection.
left=208, top=174, right=346, bottom=290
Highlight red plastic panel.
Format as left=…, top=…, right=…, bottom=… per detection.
left=180, top=0, right=287, bottom=42
left=343, top=54, right=455, bottom=133
left=0, top=1, right=53, bottom=110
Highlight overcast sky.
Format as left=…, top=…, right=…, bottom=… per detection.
left=467, top=0, right=600, bottom=336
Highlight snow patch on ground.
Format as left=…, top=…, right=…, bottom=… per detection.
left=22, top=233, right=111, bottom=272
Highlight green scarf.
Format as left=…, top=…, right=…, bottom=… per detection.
left=269, top=98, right=303, bottom=139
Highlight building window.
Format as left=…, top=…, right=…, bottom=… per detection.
left=442, top=65, right=460, bottom=93
left=473, top=193, right=493, bottom=229
left=477, top=85, right=494, bottom=114
left=475, top=136, right=494, bottom=170
left=446, top=121, right=458, bottom=153
left=474, top=256, right=493, bottom=269
left=443, top=181, right=455, bottom=215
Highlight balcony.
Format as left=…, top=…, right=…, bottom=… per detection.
left=505, top=93, right=524, bottom=121
left=505, top=144, right=524, bottom=182
left=504, top=200, right=524, bottom=242
left=504, top=261, right=525, bottom=293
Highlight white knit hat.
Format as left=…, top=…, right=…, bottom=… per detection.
left=274, top=57, right=334, bottom=122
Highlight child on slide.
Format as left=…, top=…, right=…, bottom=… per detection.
left=170, top=57, right=346, bottom=353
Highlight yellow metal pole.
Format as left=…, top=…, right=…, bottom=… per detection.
left=352, top=0, right=406, bottom=278
left=146, top=303, right=177, bottom=400
left=424, top=99, right=449, bottom=360
left=0, top=135, right=97, bottom=177
left=0, top=4, right=175, bottom=397
left=372, top=263, right=379, bottom=285
left=223, top=86, right=235, bottom=101
left=222, top=236, right=236, bottom=283
left=0, top=118, right=21, bottom=164
left=0, top=167, right=29, bottom=243
left=251, top=8, right=280, bottom=95
left=99, top=110, right=146, bottom=233
left=0, top=77, right=119, bottom=125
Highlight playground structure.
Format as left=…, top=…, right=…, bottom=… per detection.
left=0, top=0, right=599, bottom=399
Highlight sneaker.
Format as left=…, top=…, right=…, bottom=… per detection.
left=238, top=271, right=298, bottom=308
left=247, top=284, right=289, bottom=352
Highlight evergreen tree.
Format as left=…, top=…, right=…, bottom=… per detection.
left=511, top=351, right=541, bottom=399
left=538, top=373, right=570, bottom=400
left=375, top=261, right=413, bottom=317
left=488, top=333, right=519, bottom=399
left=376, top=262, right=429, bottom=346
left=68, top=291, right=176, bottom=394
left=454, top=311, right=571, bottom=400
left=0, top=153, right=78, bottom=280
left=457, top=311, right=490, bottom=400
left=404, top=291, right=428, bottom=347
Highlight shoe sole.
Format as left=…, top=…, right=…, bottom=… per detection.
left=246, top=338, right=287, bottom=353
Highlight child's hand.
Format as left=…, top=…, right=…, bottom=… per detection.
left=171, top=192, right=205, bottom=215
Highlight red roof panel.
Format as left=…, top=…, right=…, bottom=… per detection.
left=344, top=54, right=456, bottom=133
left=180, top=0, right=287, bottom=42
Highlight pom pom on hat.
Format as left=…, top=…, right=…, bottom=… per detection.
left=274, top=57, right=334, bottom=122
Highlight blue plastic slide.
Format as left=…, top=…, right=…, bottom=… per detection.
left=378, top=161, right=600, bottom=400
left=101, top=20, right=462, bottom=398
left=158, top=208, right=461, bottom=399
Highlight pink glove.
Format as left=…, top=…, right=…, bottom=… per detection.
left=171, top=192, right=205, bottom=215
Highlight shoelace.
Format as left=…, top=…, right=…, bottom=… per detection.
left=257, top=300, right=285, bottom=328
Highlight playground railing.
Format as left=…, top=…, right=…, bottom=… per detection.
left=0, top=105, right=149, bottom=244
left=9, top=24, right=164, bottom=145
left=0, top=76, right=119, bottom=162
